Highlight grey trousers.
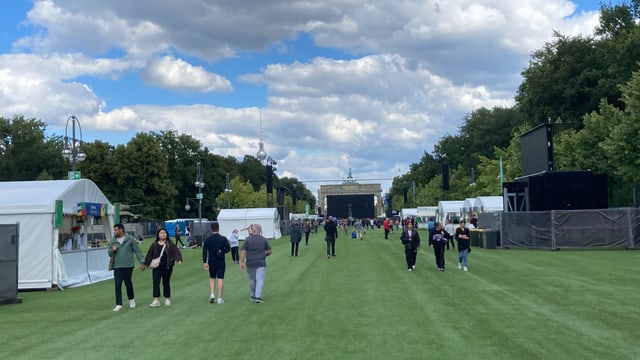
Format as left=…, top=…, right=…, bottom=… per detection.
left=247, top=266, right=266, bottom=298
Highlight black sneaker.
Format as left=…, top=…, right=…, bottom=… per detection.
left=250, top=295, right=256, bottom=302
left=255, top=297, right=264, bottom=304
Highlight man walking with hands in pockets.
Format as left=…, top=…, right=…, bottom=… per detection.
left=239, top=224, right=272, bottom=303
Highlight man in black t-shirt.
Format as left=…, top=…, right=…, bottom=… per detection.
left=202, top=222, right=230, bottom=304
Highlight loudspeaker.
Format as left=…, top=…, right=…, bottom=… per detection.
left=441, top=163, right=450, bottom=191
left=592, top=174, right=608, bottom=209
left=527, top=171, right=605, bottom=211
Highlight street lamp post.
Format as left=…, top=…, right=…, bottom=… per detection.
left=61, top=115, right=86, bottom=175
left=193, top=161, right=205, bottom=242
left=225, top=172, right=232, bottom=208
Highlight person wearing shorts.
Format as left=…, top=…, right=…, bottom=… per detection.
left=202, top=222, right=230, bottom=304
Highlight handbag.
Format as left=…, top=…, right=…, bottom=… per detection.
left=149, top=244, right=166, bottom=269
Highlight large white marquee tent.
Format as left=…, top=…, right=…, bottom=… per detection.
left=0, top=179, right=115, bottom=290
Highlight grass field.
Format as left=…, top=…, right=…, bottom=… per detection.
left=1, top=227, right=639, bottom=360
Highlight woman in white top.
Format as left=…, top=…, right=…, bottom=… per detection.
left=229, top=229, right=240, bottom=264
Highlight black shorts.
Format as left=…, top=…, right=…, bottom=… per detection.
left=208, top=262, right=226, bottom=279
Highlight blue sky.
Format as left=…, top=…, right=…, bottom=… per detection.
left=0, top=0, right=605, bottom=197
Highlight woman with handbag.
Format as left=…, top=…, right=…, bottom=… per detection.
left=143, top=227, right=183, bottom=307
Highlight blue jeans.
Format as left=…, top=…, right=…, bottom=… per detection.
left=458, top=249, right=469, bottom=266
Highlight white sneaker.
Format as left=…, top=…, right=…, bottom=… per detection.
left=209, top=294, right=216, bottom=303
left=164, top=298, right=171, bottom=306
left=112, top=305, right=122, bottom=312
left=408, top=268, right=412, bottom=272
left=458, top=263, right=462, bottom=269
left=129, top=299, right=136, bottom=308
left=217, top=298, right=224, bottom=304
left=412, top=265, right=416, bottom=270
left=463, top=266, right=468, bottom=272
left=149, top=299, right=160, bottom=308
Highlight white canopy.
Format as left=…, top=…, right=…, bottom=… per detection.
left=436, top=200, right=464, bottom=223
left=417, top=206, right=437, bottom=218
left=474, top=196, right=504, bottom=212
left=0, top=179, right=115, bottom=289
left=218, top=208, right=281, bottom=240
left=400, top=208, right=418, bottom=219
left=462, top=198, right=477, bottom=214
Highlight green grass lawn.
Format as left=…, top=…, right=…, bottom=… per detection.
left=1, top=227, right=639, bottom=360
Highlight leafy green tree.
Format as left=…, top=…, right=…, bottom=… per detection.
left=238, top=155, right=268, bottom=191
left=516, top=33, right=603, bottom=125
left=0, top=115, right=67, bottom=180
left=81, top=140, right=118, bottom=194
left=602, top=68, right=640, bottom=187
left=112, top=133, right=177, bottom=220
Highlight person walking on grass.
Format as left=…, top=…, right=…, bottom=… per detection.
left=239, top=224, right=272, bottom=303
left=203, top=222, right=231, bottom=304
left=229, top=229, right=240, bottom=264
left=324, top=216, right=339, bottom=258
left=430, top=222, right=449, bottom=271
left=383, top=218, right=391, bottom=239
left=445, top=218, right=456, bottom=251
left=353, top=219, right=363, bottom=240
left=400, top=221, right=420, bottom=271
left=174, top=223, right=185, bottom=248
left=143, top=227, right=183, bottom=308
left=108, top=223, right=146, bottom=312
left=455, top=219, right=471, bottom=272
left=290, top=220, right=302, bottom=256
left=303, top=219, right=312, bottom=245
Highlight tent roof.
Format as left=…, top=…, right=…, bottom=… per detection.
left=0, top=179, right=113, bottom=214
left=437, top=200, right=464, bottom=213
left=400, top=208, right=418, bottom=217
left=474, top=196, right=504, bottom=212
left=217, top=208, right=278, bottom=220
left=462, top=198, right=477, bottom=211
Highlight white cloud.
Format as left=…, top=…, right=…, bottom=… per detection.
left=139, top=56, right=232, bottom=92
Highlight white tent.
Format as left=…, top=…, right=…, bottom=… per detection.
left=436, top=200, right=464, bottom=223
left=0, top=179, right=115, bottom=290
left=400, top=208, right=419, bottom=219
left=462, top=198, right=477, bottom=215
left=474, top=196, right=504, bottom=213
left=218, top=208, right=281, bottom=240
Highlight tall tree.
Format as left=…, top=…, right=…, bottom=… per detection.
left=112, top=133, right=177, bottom=220
left=516, top=33, right=604, bottom=125
left=0, top=115, right=67, bottom=180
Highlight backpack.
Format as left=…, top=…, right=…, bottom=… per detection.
left=351, top=230, right=357, bottom=239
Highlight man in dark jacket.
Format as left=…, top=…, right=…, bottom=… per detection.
left=290, top=220, right=303, bottom=256
left=202, top=222, right=230, bottom=304
left=324, top=216, right=338, bottom=258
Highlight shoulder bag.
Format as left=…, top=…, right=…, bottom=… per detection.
left=149, top=244, right=167, bottom=269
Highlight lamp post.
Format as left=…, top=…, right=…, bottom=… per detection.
left=61, top=115, right=86, bottom=176
left=193, top=161, right=205, bottom=242
left=225, top=172, right=232, bottom=208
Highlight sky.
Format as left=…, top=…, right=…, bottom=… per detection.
left=0, top=0, right=604, bottom=197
